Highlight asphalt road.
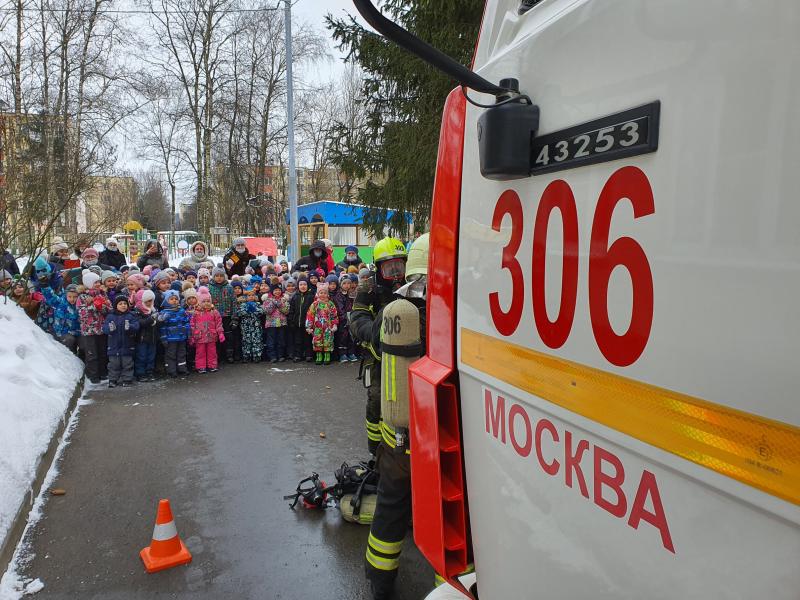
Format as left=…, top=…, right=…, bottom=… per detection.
left=16, top=361, right=433, bottom=599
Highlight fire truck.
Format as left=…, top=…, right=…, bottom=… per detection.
left=354, top=0, right=800, bottom=598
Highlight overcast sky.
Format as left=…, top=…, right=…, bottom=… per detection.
left=116, top=0, right=368, bottom=173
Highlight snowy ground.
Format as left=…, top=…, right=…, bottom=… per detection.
left=0, top=301, right=83, bottom=582
left=0, top=391, right=90, bottom=599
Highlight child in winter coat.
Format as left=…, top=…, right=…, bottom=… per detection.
left=288, top=277, right=315, bottom=362
left=76, top=270, right=111, bottom=383
left=182, top=287, right=199, bottom=370
left=41, top=283, right=81, bottom=353
left=235, top=286, right=264, bottom=362
left=102, top=271, right=120, bottom=304
left=262, top=284, right=290, bottom=362
left=305, top=282, right=339, bottom=365
left=133, top=289, right=159, bottom=381
left=228, top=280, right=244, bottom=362
left=151, top=271, right=172, bottom=309
left=157, top=290, right=190, bottom=376
left=334, top=275, right=358, bottom=362
left=209, top=267, right=235, bottom=363
left=9, top=277, right=42, bottom=321
left=189, top=287, right=224, bottom=373
left=102, top=296, right=140, bottom=387
left=197, top=268, right=211, bottom=287
left=307, top=271, right=320, bottom=291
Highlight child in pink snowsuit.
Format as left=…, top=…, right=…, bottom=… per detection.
left=189, top=286, right=225, bottom=373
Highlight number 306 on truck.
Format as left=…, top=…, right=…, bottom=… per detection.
left=355, top=0, right=800, bottom=598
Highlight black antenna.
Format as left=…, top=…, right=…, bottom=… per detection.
left=352, top=0, right=508, bottom=97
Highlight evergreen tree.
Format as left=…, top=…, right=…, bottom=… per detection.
left=325, top=0, right=483, bottom=235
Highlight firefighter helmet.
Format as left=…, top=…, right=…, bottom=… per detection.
left=373, top=237, right=408, bottom=263
left=404, top=233, right=429, bottom=280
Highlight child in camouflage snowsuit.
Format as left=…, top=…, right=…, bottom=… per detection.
left=305, top=282, right=338, bottom=365
left=235, top=286, right=264, bottom=362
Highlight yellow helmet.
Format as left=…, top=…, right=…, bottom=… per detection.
left=404, top=233, right=429, bottom=280
left=373, top=237, right=407, bottom=263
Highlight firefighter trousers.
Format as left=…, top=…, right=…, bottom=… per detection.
left=365, top=363, right=382, bottom=455
left=365, top=443, right=410, bottom=592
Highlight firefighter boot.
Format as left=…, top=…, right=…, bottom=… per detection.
left=369, top=578, right=395, bottom=600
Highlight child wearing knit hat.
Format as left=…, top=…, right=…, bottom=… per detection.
left=334, top=274, right=358, bottom=362
left=182, top=287, right=199, bottom=370
left=209, top=266, right=235, bottom=363
left=197, top=268, right=211, bottom=286
left=262, top=283, right=290, bottom=362
left=133, top=289, right=159, bottom=381
left=189, top=286, right=224, bottom=373
left=288, top=277, right=314, bottom=362
left=184, top=270, right=197, bottom=286
left=235, top=286, right=265, bottom=362
left=101, top=296, right=139, bottom=387
left=76, top=269, right=111, bottom=383
left=305, top=282, right=338, bottom=365
left=157, top=290, right=190, bottom=377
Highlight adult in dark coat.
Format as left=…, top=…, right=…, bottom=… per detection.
left=293, top=240, right=330, bottom=274
left=0, top=247, right=19, bottom=276
left=98, top=237, right=127, bottom=271
left=223, top=237, right=255, bottom=278
left=136, top=240, right=169, bottom=270
left=336, top=245, right=363, bottom=272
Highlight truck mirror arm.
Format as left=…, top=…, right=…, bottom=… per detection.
left=352, top=0, right=540, bottom=181
left=352, top=0, right=507, bottom=96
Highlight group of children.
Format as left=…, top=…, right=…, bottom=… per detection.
left=1, top=250, right=364, bottom=388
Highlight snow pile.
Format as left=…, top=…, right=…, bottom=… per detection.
left=0, top=300, right=83, bottom=551
left=0, top=393, right=88, bottom=600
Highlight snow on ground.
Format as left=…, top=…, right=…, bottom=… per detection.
left=0, top=391, right=89, bottom=599
left=0, top=301, right=83, bottom=562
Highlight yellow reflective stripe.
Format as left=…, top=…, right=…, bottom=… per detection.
left=366, top=549, right=400, bottom=571
left=390, top=355, right=397, bottom=402
left=365, top=343, right=380, bottom=361
left=381, top=422, right=396, bottom=448
left=382, top=431, right=395, bottom=447
left=366, top=419, right=383, bottom=441
left=383, top=353, right=390, bottom=400
left=434, top=573, right=446, bottom=587
left=461, top=328, right=800, bottom=505
left=368, top=532, right=403, bottom=554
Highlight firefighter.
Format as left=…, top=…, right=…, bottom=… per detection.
left=349, top=236, right=409, bottom=455
left=363, top=234, right=428, bottom=600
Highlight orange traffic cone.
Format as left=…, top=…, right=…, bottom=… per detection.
left=140, top=499, right=192, bottom=573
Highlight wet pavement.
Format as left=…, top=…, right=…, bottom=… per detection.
left=16, top=361, right=433, bottom=599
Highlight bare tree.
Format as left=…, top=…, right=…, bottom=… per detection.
left=298, top=82, right=340, bottom=203
left=147, top=0, right=241, bottom=237
left=0, top=0, right=140, bottom=264
left=326, top=64, right=370, bottom=202
left=137, top=75, right=188, bottom=243
left=212, top=8, right=326, bottom=235
left=131, top=167, right=170, bottom=231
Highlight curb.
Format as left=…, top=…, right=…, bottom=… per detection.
left=0, top=376, right=85, bottom=575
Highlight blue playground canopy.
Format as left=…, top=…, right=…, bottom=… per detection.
left=285, top=201, right=412, bottom=226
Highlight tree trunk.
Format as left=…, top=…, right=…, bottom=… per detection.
left=14, top=0, right=23, bottom=114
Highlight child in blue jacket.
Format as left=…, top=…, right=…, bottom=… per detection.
left=41, top=283, right=81, bottom=353
left=157, top=290, right=190, bottom=376
left=102, top=296, right=140, bottom=387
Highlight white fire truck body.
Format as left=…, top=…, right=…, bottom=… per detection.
left=446, top=1, right=800, bottom=597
